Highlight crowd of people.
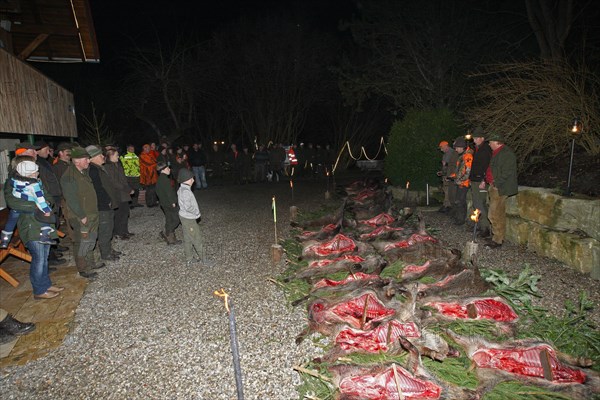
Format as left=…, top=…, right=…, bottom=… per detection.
left=0, top=139, right=338, bottom=303
left=437, top=127, right=518, bottom=250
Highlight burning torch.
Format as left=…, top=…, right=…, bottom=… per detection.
left=470, top=208, right=481, bottom=242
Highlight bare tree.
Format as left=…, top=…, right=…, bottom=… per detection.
left=467, top=60, right=599, bottom=170
left=337, top=0, right=498, bottom=113
left=525, top=0, right=574, bottom=62
left=81, top=102, right=114, bottom=146
left=117, top=36, right=202, bottom=143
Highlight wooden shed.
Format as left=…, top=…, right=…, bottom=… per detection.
left=0, top=0, right=99, bottom=138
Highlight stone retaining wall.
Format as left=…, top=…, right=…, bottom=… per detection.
left=505, top=187, right=599, bottom=279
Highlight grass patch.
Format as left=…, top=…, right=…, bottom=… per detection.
left=423, top=356, right=478, bottom=389
left=379, top=259, right=405, bottom=279
left=483, top=381, right=577, bottom=400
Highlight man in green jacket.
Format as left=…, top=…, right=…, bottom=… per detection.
left=155, top=162, right=181, bottom=245
left=485, top=132, right=518, bottom=249
left=60, top=147, right=100, bottom=278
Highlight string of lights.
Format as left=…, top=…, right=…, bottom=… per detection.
left=332, top=137, right=387, bottom=173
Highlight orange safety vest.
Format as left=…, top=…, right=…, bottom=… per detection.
left=455, top=150, right=473, bottom=188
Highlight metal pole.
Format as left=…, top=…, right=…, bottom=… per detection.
left=228, top=303, right=245, bottom=400
left=566, top=138, right=575, bottom=195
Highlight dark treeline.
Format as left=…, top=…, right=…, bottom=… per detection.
left=36, top=0, right=599, bottom=157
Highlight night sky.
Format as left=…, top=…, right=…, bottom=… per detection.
left=34, top=0, right=600, bottom=146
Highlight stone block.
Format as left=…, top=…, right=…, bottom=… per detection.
left=506, top=216, right=599, bottom=275
left=513, top=187, right=600, bottom=241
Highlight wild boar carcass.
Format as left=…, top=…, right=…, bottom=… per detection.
left=399, top=250, right=463, bottom=282
left=447, top=331, right=600, bottom=398
left=329, top=362, right=474, bottom=400
left=328, top=321, right=455, bottom=363
left=296, top=290, right=398, bottom=343
left=373, top=234, right=444, bottom=263
left=295, top=223, right=340, bottom=242
left=290, top=254, right=387, bottom=283
left=301, top=233, right=372, bottom=260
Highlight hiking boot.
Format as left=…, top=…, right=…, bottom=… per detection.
left=0, top=314, right=36, bottom=336
left=166, top=232, right=182, bottom=245
left=0, top=231, right=13, bottom=249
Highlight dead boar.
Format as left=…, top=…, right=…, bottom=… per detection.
left=329, top=361, right=475, bottom=400
left=423, top=296, right=518, bottom=336
left=295, top=223, right=341, bottom=242
left=327, top=321, right=456, bottom=363
left=414, top=265, right=490, bottom=299
left=399, top=250, right=463, bottom=282
left=288, top=254, right=387, bottom=283
left=446, top=330, right=600, bottom=399
left=301, top=233, right=373, bottom=260
left=296, top=290, right=400, bottom=344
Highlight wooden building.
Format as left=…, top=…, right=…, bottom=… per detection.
left=0, top=0, right=99, bottom=139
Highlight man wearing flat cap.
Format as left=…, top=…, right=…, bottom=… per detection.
left=484, top=132, right=518, bottom=249
left=60, top=147, right=100, bottom=279
left=155, top=162, right=181, bottom=245
left=35, top=141, right=67, bottom=265
left=469, top=127, right=492, bottom=238
left=86, top=145, right=121, bottom=262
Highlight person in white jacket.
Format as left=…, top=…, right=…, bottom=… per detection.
left=177, top=168, right=206, bottom=265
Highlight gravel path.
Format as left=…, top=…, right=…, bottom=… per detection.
left=0, top=179, right=598, bottom=399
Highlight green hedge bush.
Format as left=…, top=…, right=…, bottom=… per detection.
left=384, top=108, right=462, bottom=190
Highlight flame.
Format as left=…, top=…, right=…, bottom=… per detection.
left=470, top=209, right=481, bottom=222
left=406, top=181, right=410, bottom=189
left=290, top=180, right=294, bottom=189
left=384, top=178, right=388, bottom=184
left=214, top=288, right=230, bottom=312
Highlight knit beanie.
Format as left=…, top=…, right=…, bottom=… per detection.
left=177, top=168, right=194, bottom=183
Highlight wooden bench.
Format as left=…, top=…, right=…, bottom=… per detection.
left=0, top=207, right=31, bottom=287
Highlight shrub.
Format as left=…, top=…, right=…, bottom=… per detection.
left=467, top=61, right=600, bottom=171
left=384, top=108, right=462, bottom=189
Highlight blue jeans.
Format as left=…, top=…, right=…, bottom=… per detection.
left=26, top=240, right=52, bottom=295
left=3, top=209, right=20, bottom=233
left=192, top=166, right=207, bottom=189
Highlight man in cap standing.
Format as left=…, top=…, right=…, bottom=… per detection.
left=60, top=147, right=100, bottom=279
left=35, top=141, right=67, bottom=265
left=451, top=137, right=473, bottom=225
left=86, top=145, right=121, bottom=262
left=155, top=162, right=182, bottom=245
left=469, top=127, right=492, bottom=237
left=485, top=132, right=518, bottom=249
left=437, top=140, right=457, bottom=213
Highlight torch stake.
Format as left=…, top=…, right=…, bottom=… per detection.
left=214, top=290, right=245, bottom=400
left=228, top=302, right=245, bottom=400
left=472, top=220, right=478, bottom=242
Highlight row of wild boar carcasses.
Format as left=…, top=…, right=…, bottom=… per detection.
left=288, top=178, right=599, bottom=400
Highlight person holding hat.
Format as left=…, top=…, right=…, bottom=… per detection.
left=87, top=145, right=121, bottom=262
left=177, top=168, right=209, bottom=266
left=156, top=162, right=182, bottom=245
left=437, top=140, right=458, bottom=213
left=60, top=147, right=100, bottom=279
left=451, top=137, right=473, bottom=225
left=469, top=127, right=492, bottom=237
left=3, top=157, right=63, bottom=299
left=485, top=132, right=518, bottom=249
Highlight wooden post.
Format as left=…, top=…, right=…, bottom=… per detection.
left=290, top=206, right=298, bottom=222
left=271, top=244, right=283, bottom=263
left=463, top=241, right=479, bottom=263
